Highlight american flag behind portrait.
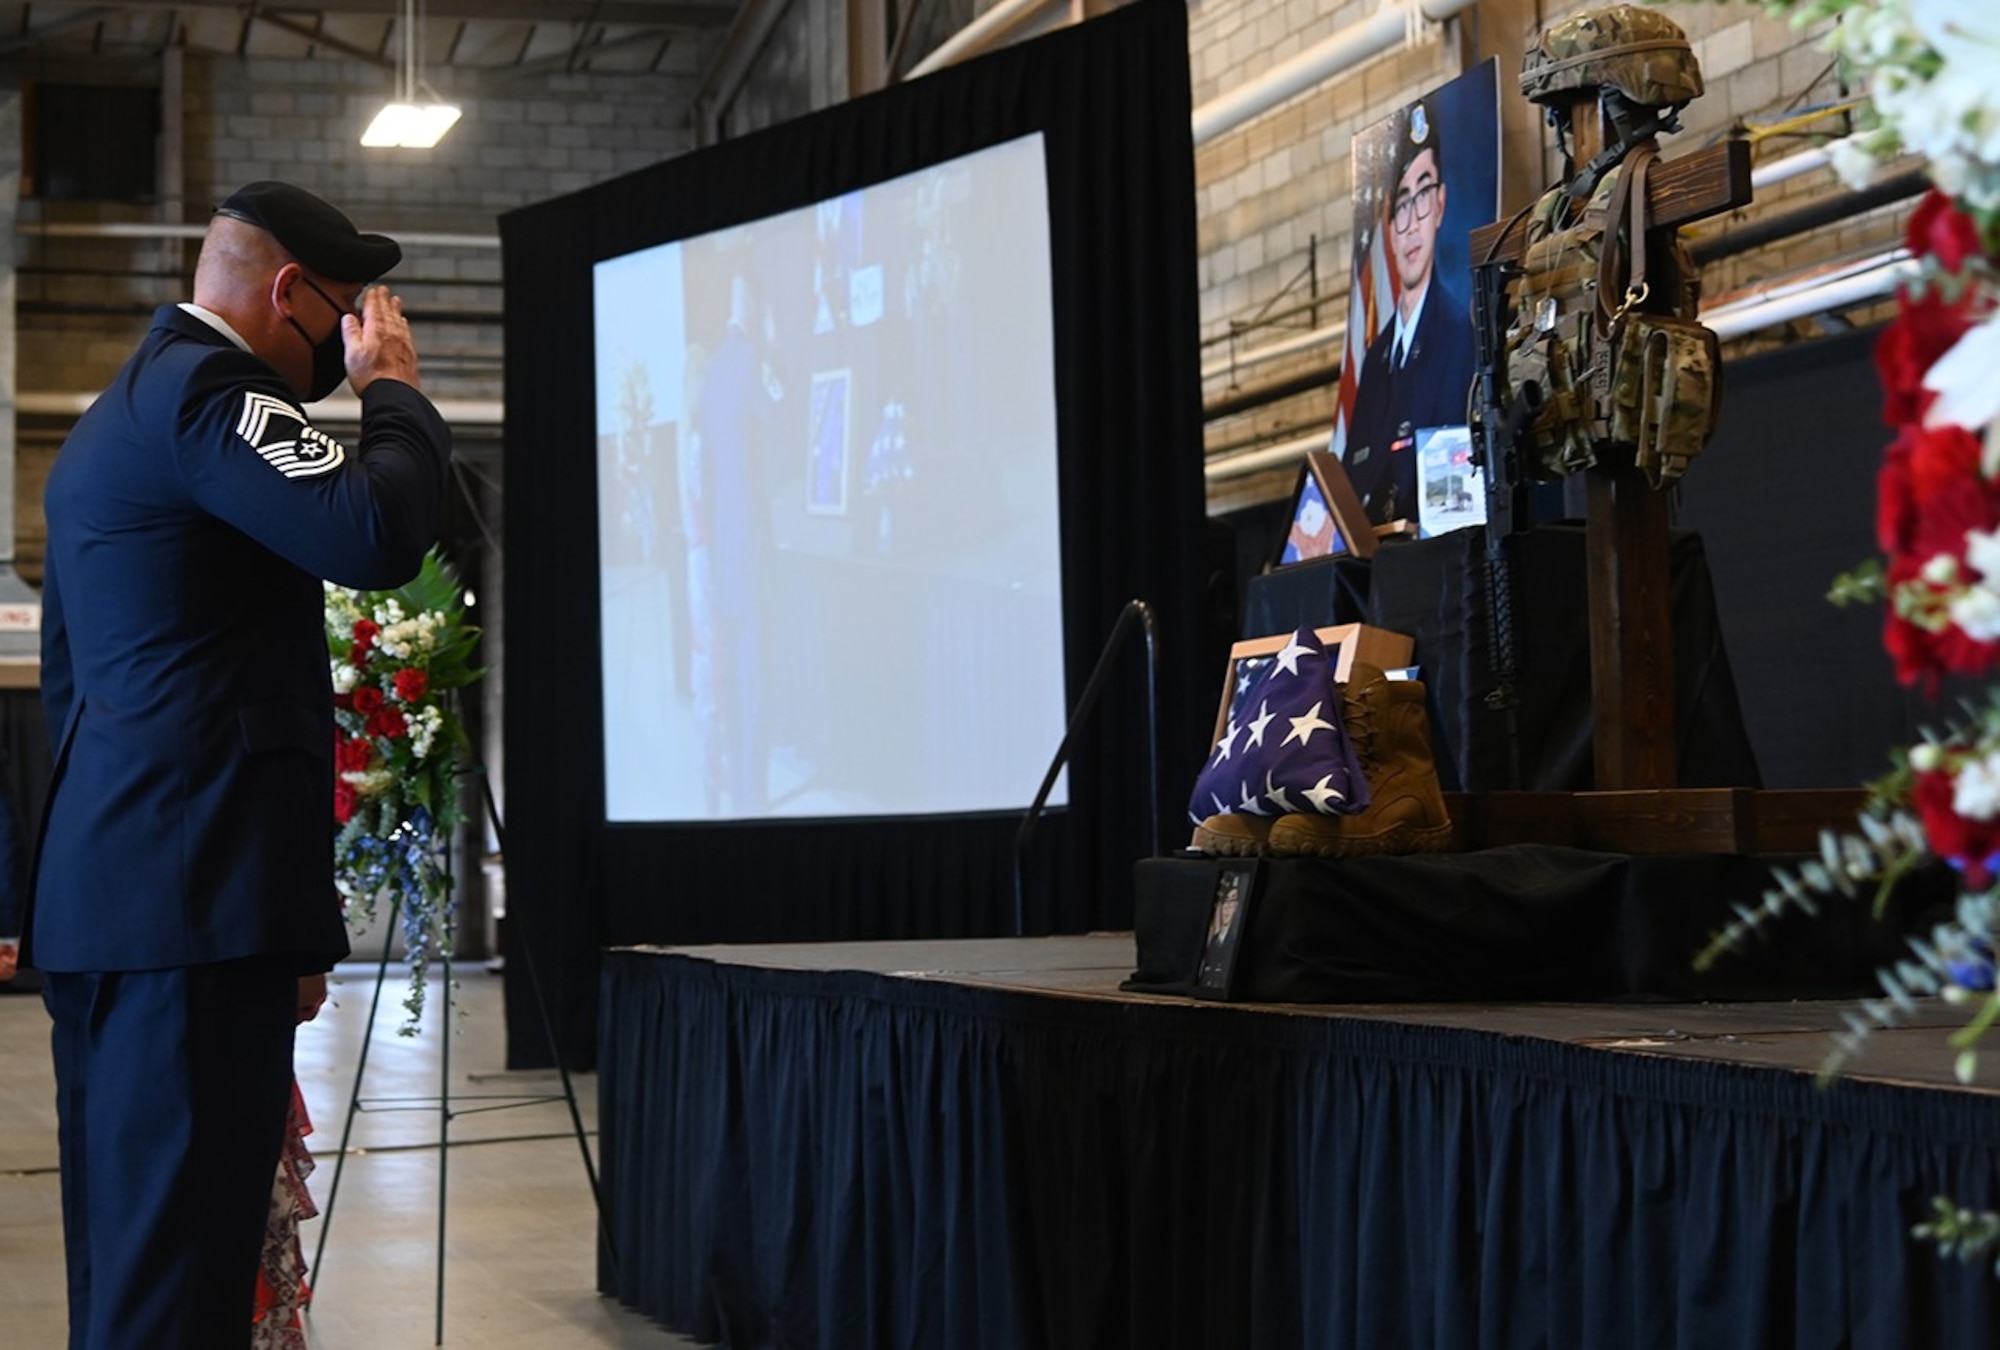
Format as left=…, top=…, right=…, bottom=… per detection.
left=1328, top=116, right=1403, bottom=460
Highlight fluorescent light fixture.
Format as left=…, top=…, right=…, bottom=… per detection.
left=361, top=102, right=462, bottom=148
left=363, top=0, right=460, bottom=148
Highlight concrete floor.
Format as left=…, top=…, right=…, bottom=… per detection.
left=0, top=963, right=703, bottom=1349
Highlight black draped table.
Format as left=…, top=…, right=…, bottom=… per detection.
left=599, top=934, right=2000, bottom=1349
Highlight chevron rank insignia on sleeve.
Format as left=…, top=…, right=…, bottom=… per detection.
left=236, top=391, right=347, bottom=478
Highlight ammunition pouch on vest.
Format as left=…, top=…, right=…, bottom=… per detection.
left=1501, top=143, right=1720, bottom=486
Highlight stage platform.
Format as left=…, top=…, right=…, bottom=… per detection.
left=599, top=934, right=2000, bottom=1349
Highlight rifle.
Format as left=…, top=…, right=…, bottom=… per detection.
left=1470, top=256, right=1538, bottom=789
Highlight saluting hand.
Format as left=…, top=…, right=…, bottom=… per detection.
left=344, top=285, right=423, bottom=396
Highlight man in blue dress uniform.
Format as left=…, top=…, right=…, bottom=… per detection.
left=1345, top=97, right=1478, bottom=524
left=25, top=181, right=451, bottom=1348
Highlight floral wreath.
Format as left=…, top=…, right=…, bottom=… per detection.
left=325, top=548, right=482, bottom=1031
left=1704, top=0, right=2000, bottom=1269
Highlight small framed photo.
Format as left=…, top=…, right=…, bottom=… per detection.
left=1415, top=425, right=1485, bottom=539
left=1193, top=860, right=1259, bottom=998
left=1276, top=449, right=1378, bottom=566
left=807, top=368, right=852, bottom=516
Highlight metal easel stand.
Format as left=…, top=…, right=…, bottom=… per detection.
left=307, top=767, right=613, bottom=1345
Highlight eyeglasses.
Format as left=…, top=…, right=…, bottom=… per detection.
left=299, top=275, right=362, bottom=321
left=1392, top=182, right=1441, bottom=233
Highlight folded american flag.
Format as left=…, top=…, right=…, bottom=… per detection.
left=1187, top=627, right=1371, bottom=824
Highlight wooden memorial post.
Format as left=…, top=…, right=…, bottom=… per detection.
left=1469, top=104, right=1750, bottom=793
left=1448, top=101, right=1874, bottom=851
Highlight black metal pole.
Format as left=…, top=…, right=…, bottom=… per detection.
left=435, top=856, right=454, bottom=1346
left=309, top=890, right=403, bottom=1292
left=1014, top=599, right=1160, bottom=936
left=475, top=765, right=619, bottom=1285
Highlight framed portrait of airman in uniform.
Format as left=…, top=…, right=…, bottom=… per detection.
left=1331, top=61, right=1500, bottom=531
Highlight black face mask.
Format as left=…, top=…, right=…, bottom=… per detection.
left=288, top=276, right=353, bottom=401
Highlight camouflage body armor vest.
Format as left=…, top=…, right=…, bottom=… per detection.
left=1502, top=143, right=1721, bottom=486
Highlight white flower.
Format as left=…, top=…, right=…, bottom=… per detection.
left=1954, top=750, right=2000, bottom=820
left=1948, top=584, right=2000, bottom=639
left=1826, top=135, right=1880, bottom=189
left=1909, top=0, right=2000, bottom=74
left=331, top=662, right=360, bottom=694
left=1914, top=742, right=1947, bottom=771
left=342, top=768, right=397, bottom=797
left=373, top=614, right=441, bottom=661
left=1924, top=315, right=2000, bottom=436
left=1924, top=552, right=1962, bottom=585
left=409, top=704, right=446, bottom=759
left=1968, top=528, right=2000, bottom=584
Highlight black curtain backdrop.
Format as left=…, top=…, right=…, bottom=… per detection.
left=1677, top=324, right=1990, bottom=788
left=500, top=0, right=1210, bottom=1067
left=601, top=950, right=2000, bottom=1348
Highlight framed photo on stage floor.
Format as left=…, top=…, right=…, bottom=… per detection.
left=1192, top=860, right=1259, bottom=999
left=1276, top=448, right=1378, bottom=565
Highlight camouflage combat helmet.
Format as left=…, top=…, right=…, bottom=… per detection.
left=1520, top=4, right=1704, bottom=112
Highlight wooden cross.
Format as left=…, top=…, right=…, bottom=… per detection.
left=1467, top=106, right=1751, bottom=791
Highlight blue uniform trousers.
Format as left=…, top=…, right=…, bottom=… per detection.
left=44, top=958, right=298, bottom=1350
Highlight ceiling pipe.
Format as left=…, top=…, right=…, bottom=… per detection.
left=1204, top=429, right=1326, bottom=483
left=1191, top=0, right=1476, bottom=147
left=905, top=0, right=1062, bottom=79
left=1750, top=144, right=1830, bottom=190
left=1201, top=322, right=1344, bottom=384
left=1702, top=249, right=1914, bottom=341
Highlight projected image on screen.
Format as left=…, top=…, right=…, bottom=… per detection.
left=594, top=134, right=1067, bottom=822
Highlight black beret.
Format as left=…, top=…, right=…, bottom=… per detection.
left=214, top=181, right=401, bottom=283
left=1392, top=98, right=1444, bottom=183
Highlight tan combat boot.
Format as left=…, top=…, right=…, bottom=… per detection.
left=1267, top=664, right=1453, bottom=856
left=1191, top=813, right=1272, bottom=855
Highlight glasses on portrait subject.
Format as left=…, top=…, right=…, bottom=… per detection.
left=1392, top=182, right=1441, bottom=233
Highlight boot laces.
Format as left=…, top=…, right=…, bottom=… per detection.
left=1342, top=686, right=1378, bottom=762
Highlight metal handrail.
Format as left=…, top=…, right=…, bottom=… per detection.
left=1014, top=599, right=1159, bottom=936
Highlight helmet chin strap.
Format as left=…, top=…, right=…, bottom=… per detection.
left=1562, top=89, right=1688, bottom=205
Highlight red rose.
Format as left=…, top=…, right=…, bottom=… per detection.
left=1881, top=469, right=2000, bottom=684
left=1907, top=190, right=1989, bottom=276
left=333, top=691, right=355, bottom=711
left=393, top=668, right=429, bottom=703
left=352, top=685, right=386, bottom=715
left=1903, top=470, right=2000, bottom=574
left=367, top=708, right=408, bottom=740
left=334, top=782, right=358, bottom=825
left=352, top=619, right=380, bottom=643
left=1878, top=435, right=1918, bottom=558
left=335, top=737, right=373, bottom=773
left=1913, top=768, right=2000, bottom=888
left=1880, top=421, right=1988, bottom=556
left=1905, top=421, right=1984, bottom=508
left=1876, top=289, right=1977, bottom=427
